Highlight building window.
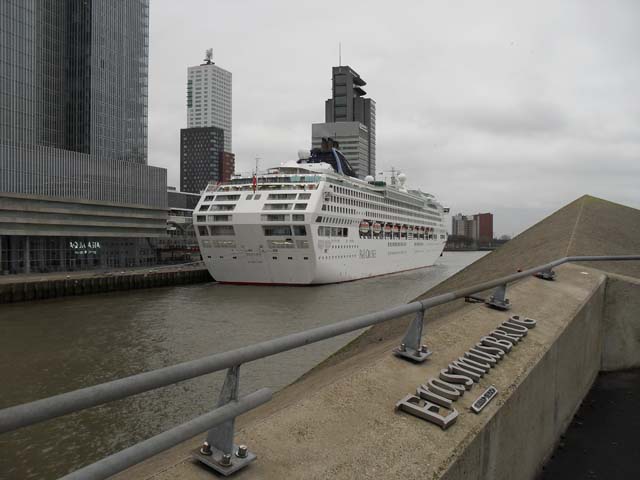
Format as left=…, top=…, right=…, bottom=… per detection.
left=334, top=106, right=347, bottom=117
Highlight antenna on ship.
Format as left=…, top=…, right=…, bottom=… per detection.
left=254, top=157, right=260, bottom=175
left=339, top=42, right=342, bottom=66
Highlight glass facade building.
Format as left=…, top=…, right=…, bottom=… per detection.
left=1, top=0, right=148, bottom=163
left=0, top=0, right=169, bottom=275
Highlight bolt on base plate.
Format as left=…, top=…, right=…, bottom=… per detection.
left=192, top=444, right=256, bottom=476
left=393, top=344, right=432, bottom=363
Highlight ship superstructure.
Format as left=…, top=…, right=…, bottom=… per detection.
left=194, top=141, right=448, bottom=284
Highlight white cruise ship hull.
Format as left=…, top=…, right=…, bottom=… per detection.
left=202, top=225, right=445, bottom=285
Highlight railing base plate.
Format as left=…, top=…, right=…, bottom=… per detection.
left=192, top=445, right=256, bottom=476
left=393, top=346, right=432, bottom=363
left=535, top=270, right=557, bottom=281
left=485, top=298, right=511, bottom=311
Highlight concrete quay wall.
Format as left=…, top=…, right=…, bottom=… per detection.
left=0, top=267, right=212, bottom=304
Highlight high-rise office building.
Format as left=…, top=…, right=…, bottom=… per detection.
left=186, top=51, right=232, bottom=152
left=181, top=50, right=234, bottom=192
left=312, top=66, right=376, bottom=178
left=180, top=126, right=225, bottom=194
left=0, top=0, right=168, bottom=274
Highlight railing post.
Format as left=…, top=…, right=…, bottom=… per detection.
left=193, top=365, right=257, bottom=476
left=485, top=283, right=511, bottom=310
left=535, top=268, right=556, bottom=281
left=393, top=308, right=432, bottom=362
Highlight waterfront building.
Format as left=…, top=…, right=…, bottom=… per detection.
left=180, top=127, right=226, bottom=194
left=312, top=66, right=376, bottom=178
left=0, top=0, right=168, bottom=275
left=182, top=50, right=234, bottom=192
left=451, top=213, right=494, bottom=246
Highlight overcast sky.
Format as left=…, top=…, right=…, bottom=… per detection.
left=148, top=0, right=639, bottom=236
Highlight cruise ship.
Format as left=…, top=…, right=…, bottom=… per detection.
left=194, top=141, right=448, bottom=284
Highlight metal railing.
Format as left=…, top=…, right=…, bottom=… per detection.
left=1, top=255, right=638, bottom=479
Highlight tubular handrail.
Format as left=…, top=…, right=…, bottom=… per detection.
left=1, top=255, right=639, bottom=435
left=58, top=389, right=272, bottom=480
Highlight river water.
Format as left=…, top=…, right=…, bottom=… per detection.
left=0, top=251, right=486, bottom=479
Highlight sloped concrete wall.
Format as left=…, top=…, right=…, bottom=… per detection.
left=602, top=273, right=640, bottom=371
left=441, top=279, right=606, bottom=480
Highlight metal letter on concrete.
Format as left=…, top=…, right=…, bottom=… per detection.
left=439, top=369, right=474, bottom=390
left=508, top=315, right=537, bottom=329
left=426, top=378, right=465, bottom=400
left=394, top=308, right=432, bottom=362
left=485, top=283, right=511, bottom=310
left=416, top=385, right=453, bottom=409
left=193, top=366, right=257, bottom=476
left=396, top=394, right=458, bottom=430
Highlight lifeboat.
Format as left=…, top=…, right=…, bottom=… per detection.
left=372, top=222, right=382, bottom=234
left=384, top=224, right=392, bottom=233
left=359, top=221, right=370, bottom=234
left=400, top=225, right=407, bottom=234
left=392, top=225, right=400, bottom=233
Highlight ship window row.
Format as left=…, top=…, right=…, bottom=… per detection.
left=332, top=184, right=441, bottom=216
left=245, top=194, right=262, bottom=200
left=263, top=225, right=307, bottom=236
left=261, top=214, right=306, bottom=222
left=317, top=226, right=349, bottom=237
left=263, top=203, right=308, bottom=211
left=208, top=204, right=235, bottom=211
left=198, top=225, right=235, bottom=236
left=330, top=194, right=439, bottom=222
left=266, top=239, right=309, bottom=249
left=322, top=203, right=442, bottom=229
left=315, top=216, right=354, bottom=225
left=196, top=214, right=232, bottom=223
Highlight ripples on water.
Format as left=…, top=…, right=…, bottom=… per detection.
left=0, top=252, right=486, bottom=479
